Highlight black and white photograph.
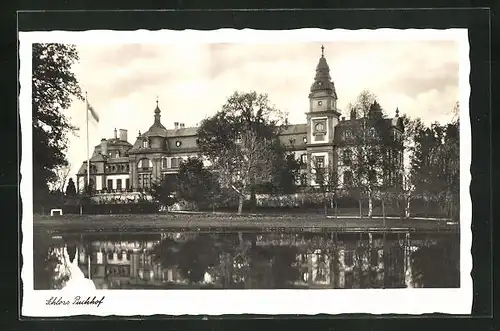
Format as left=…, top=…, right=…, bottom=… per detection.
left=20, top=28, right=471, bottom=316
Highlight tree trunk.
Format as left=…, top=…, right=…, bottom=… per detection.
left=405, top=196, right=411, bottom=219
left=368, top=194, right=373, bottom=218
left=382, top=198, right=385, bottom=225
left=237, top=194, right=244, bottom=215
left=250, top=187, right=257, bottom=213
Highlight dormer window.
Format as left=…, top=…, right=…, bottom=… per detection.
left=175, top=140, right=182, bottom=147
left=303, top=137, right=307, bottom=143
left=142, top=139, right=148, bottom=148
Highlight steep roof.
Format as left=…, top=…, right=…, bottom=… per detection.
left=280, top=124, right=307, bottom=135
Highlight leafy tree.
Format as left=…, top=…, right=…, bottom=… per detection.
left=177, top=235, right=219, bottom=283
left=276, top=153, right=301, bottom=194
left=33, top=43, right=83, bottom=208
left=65, top=177, right=77, bottom=197
left=177, top=157, right=214, bottom=210
left=410, top=239, right=460, bottom=288
left=197, top=91, right=287, bottom=214
left=405, top=103, right=459, bottom=219
left=149, top=174, right=177, bottom=210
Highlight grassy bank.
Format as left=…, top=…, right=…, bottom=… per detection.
left=33, top=212, right=458, bottom=234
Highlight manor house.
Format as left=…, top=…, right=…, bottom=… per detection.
left=76, top=47, right=404, bottom=195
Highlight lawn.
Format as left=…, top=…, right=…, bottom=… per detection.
left=32, top=212, right=458, bottom=234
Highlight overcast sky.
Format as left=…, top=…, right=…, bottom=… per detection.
left=63, top=40, right=459, bottom=178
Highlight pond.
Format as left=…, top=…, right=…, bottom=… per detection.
left=33, top=229, right=460, bottom=290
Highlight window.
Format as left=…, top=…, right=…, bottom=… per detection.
left=162, top=157, right=168, bottom=169
left=138, top=158, right=151, bottom=171
left=345, top=272, right=353, bottom=289
left=315, top=156, right=325, bottom=169
left=344, top=129, right=353, bottom=139
left=138, top=174, right=151, bottom=189
left=343, top=171, right=353, bottom=186
left=344, top=251, right=354, bottom=266
left=371, top=249, right=379, bottom=267
left=107, top=179, right=113, bottom=190
left=142, top=139, right=148, bottom=148
left=171, top=157, right=178, bottom=168
left=300, top=173, right=308, bottom=186
left=117, top=179, right=122, bottom=190
left=300, top=154, right=307, bottom=164
left=126, top=178, right=130, bottom=189
left=342, top=149, right=352, bottom=165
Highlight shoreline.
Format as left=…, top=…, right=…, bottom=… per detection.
left=32, top=213, right=459, bottom=234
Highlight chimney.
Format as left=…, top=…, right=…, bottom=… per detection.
left=341, top=116, right=345, bottom=121
left=180, top=123, right=185, bottom=128
left=174, top=122, right=179, bottom=129
left=100, top=138, right=108, bottom=155
left=119, top=129, right=128, bottom=142
left=113, top=128, right=117, bottom=139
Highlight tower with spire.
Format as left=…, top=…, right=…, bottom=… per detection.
left=303, top=46, right=342, bottom=185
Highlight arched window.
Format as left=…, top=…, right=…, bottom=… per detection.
left=343, top=171, right=353, bottom=187
left=138, top=158, right=152, bottom=171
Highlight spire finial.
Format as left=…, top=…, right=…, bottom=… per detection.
left=321, top=45, right=325, bottom=57
left=395, top=107, right=400, bottom=117
left=156, top=96, right=159, bottom=106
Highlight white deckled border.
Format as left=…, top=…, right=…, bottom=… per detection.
left=19, top=28, right=472, bottom=316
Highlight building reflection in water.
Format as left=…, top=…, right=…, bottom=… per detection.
left=57, top=231, right=459, bottom=290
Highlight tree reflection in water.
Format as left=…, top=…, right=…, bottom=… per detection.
left=34, top=231, right=460, bottom=289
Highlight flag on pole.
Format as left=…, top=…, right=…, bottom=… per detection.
left=87, top=100, right=99, bottom=124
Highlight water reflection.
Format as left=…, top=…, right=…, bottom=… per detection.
left=34, top=231, right=460, bottom=290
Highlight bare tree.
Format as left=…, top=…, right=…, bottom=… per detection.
left=49, top=164, right=71, bottom=193
left=221, top=128, right=277, bottom=214
left=345, top=91, right=398, bottom=218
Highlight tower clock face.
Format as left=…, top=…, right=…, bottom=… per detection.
left=315, top=122, right=325, bottom=132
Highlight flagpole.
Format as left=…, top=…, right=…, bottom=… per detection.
left=86, top=91, right=90, bottom=194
